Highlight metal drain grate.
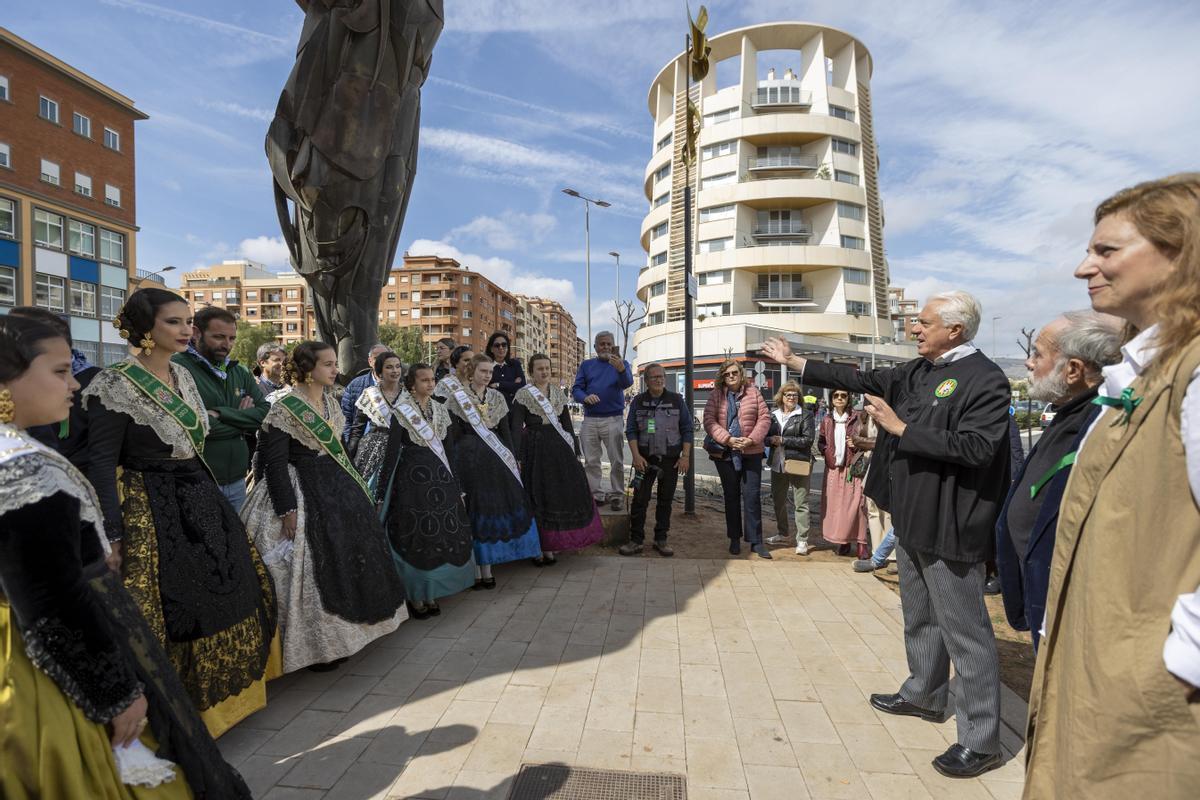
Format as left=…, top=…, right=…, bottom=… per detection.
left=508, top=764, right=687, bottom=800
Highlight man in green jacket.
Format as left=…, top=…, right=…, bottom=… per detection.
left=173, top=306, right=269, bottom=512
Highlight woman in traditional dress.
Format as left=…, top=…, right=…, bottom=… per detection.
left=511, top=353, right=604, bottom=564
left=242, top=342, right=407, bottom=673
left=0, top=315, right=252, bottom=799
left=818, top=389, right=868, bottom=558
left=83, top=288, right=276, bottom=738
left=377, top=363, right=476, bottom=619
left=347, top=350, right=405, bottom=492
left=437, top=353, right=542, bottom=589
left=437, top=345, right=474, bottom=397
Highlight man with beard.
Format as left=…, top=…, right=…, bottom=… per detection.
left=173, top=306, right=269, bottom=512
left=995, top=310, right=1121, bottom=649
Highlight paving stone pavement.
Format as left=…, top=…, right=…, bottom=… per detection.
left=221, top=556, right=1028, bottom=799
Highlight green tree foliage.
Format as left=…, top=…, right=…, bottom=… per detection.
left=377, top=324, right=426, bottom=365
left=231, top=320, right=282, bottom=367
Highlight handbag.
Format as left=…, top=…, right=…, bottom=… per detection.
left=848, top=452, right=869, bottom=481
left=702, top=433, right=731, bottom=460
left=783, top=458, right=811, bottom=476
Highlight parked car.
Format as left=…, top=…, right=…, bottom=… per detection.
left=1039, top=405, right=1057, bottom=427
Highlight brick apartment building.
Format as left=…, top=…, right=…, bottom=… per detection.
left=889, top=286, right=919, bottom=342
left=0, top=26, right=147, bottom=364
left=178, top=260, right=315, bottom=348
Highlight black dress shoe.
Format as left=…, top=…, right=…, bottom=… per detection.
left=729, top=539, right=741, bottom=555
left=482, top=577, right=496, bottom=590
left=983, top=575, right=1002, bottom=595
left=869, top=692, right=941, bottom=721
left=931, top=744, right=1002, bottom=778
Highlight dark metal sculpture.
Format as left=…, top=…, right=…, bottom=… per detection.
left=267, top=0, right=443, bottom=377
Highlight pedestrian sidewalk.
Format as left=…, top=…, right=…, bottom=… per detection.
left=219, top=556, right=1027, bottom=799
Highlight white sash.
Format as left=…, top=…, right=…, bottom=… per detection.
left=527, top=385, right=575, bottom=449
left=443, top=376, right=522, bottom=484
left=356, top=385, right=394, bottom=428
left=396, top=398, right=452, bottom=474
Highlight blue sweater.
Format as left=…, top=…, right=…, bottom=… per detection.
left=340, top=371, right=375, bottom=441
left=572, top=357, right=633, bottom=417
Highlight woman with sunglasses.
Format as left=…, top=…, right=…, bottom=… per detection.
left=485, top=332, right=526, bottom=408
left=702, top=360, right=772, bottom=558
left=819, top=390, right=869, bottom=559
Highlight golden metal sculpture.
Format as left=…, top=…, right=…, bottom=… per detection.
left=687, top=4, right=711, bottom=82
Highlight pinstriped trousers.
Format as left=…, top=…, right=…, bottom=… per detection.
left=895, top=542, right=1002, bottom=754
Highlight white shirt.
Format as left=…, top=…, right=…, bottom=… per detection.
left=932, top=342, right=979, bottom=365
left=1069, top=325, right=1200, bottom=686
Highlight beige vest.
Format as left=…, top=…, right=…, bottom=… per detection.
left=1024, top=337, right=1200, bottom=798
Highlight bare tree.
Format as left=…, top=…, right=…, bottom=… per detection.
left=1017, top=326, right=1037, bottom=448
left=612, top=300, right=646, bottom=360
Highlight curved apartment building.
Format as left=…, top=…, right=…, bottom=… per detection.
left=634, top=22, right=913, bottom=391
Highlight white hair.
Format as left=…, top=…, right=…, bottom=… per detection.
left=594, top=330, right=615, bottom=345
left=929, top=291, right=982, bottom=341
left=1054, top=309, right=1123, bottom=378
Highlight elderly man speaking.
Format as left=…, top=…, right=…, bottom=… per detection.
left=572, top=330, right=634, bottom=506
left=764, top=290, right=1012, bottom=779
left=996, top=310, right=1121, bottom=650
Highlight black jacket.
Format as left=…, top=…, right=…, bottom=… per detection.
left=490, top=358, right=526, bottom=405
left=774, top=409, right=815, bottom=461
left=803, top=351, right=1012, bottom=563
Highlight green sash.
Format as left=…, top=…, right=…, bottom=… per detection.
left=278, top=393, right=372, bottom=500
left=110, top=361, right=206, bottom=455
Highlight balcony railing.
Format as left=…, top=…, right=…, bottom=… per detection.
left=752, top=222, right=812, bottom=238
left=749, top=155, right=818, bottom=171
left=135, top=269, right=166, bottom=285
left=752, top=86, right=812, bottom=109
left=752, top=286, right=814, bottom=301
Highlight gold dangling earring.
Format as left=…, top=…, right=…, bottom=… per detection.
left=0, top=388, right=14, bottom=424
left=138, top=335, right=156, bottom=356
left=304, top=372, right=314, bottom=384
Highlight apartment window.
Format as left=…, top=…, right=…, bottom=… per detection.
left=246, top=308, right=256, bottom=316
left=194, top=292, right=205, bottom=300
left=387, top=292, right=396, bottom=301
left=696, top=302, right=730, bottom=317
left=462, top=276, right=471, bottom=285
left=386, top=310, right=396, bottom=319
left=829, top=105, right=855, bottom=121
left=104, top=185, right=121, bottom=208
left=285, top=288, right=299, bottom=299
left=69, top=220, right=96, bottom=257
left=840, top=235, right=865, bottom=250
left=837, top=201, right=864, bottom=221
left=697, top=237, right=732, bottom=253
left=703, top=108, right=739, bottom=126
left=847, top=301, right=872, bottom=315
left=410, top=291, right=421, bottom=301
left=226, top=291, right=237, bottom=301
left=286, top=323, right=299, bottom=332
left=844, top=268, right=871, bottom=285
left=73, top=112, right=91, bottom=138
left=832, top=138, right=858, bottom=156
left=462, top=310, right=472, bottom=319
left=400, top=275, right=409, bottom=282
left=0, top=76, right=8, bottom=102
left=39, top=96, right=59, bottom=123
left=0, top=198, right=14, bottom=238
left=75, top=172, right=92, bottom=197
left=0, top=266, right=15, bottom=306
left=103, top=127, right=120, bottom=151
left=462, top=328, right=471, bottom=338
left=701, top=140, right=737, bottom=160
left=41, top=159, right=61, bottom=186
left=399, top=292, right=409, bottom=299
left=70, top=280, right=97, bottom=317
left=655, top=132, right=672, bottom=152
left=652, top=191, right=670, bottom=209
left=246, top=290, right=257, bottom=299
left=0, top=142, right=9, bottom=169
left=36, top=273, right=66, bottom=312
left=649, top=280, right=666, bottom=298
left=399, top=309, right=408, bottom=316
left=99, top=229, right=125, bottom=265
left=699, top=203, right=735, bottom=222
left=698, top=269, right=732, bottom=285
left=34, top=209, right=64, bottom=249
left=651, top=221, right=667, bottom=240
left=700, top=172, right=736, bottom=189
left=648, top=311, right=665, bottom=325
left=411, top=309, right=421, bottom=319
left=650, top=251, right=667, bottom=267
left=387, top=276, right=396, bottom=286
left=653, top=163, right=671, bottom=183
left=99, top=286, right=123, bottom=321
left=835, top=170, right=859, bottom=185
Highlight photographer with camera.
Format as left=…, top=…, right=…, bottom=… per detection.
left=618, top=363, right=692, bottom=557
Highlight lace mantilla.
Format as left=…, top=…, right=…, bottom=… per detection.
left=437, top=380, right=509, bottom=429
left=395, top=390, right=449, bottom=446
left=516, top=384, right=569, bottom=424
left=82, top=360, right=209, bottom=459
left=0, top=424, right=110, bottom=555
left=261, top=388, right=341, bottom=454
left=22, top=615, right=143, bottom=724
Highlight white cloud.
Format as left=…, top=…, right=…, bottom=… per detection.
left=202, top=100, right=274, bottom=123
left=448, top=211, right=557, bottom=250
left=406, top=239, right=576, bottom=307
left=238, top=236, right=292, bottom=269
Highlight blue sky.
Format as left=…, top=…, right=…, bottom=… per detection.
left=9, top=0, right=1198, bottom=356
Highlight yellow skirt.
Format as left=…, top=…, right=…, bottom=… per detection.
left=0, top=600, right=194, bottom=799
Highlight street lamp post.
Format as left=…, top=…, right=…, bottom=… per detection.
left=561, top=189, right=611, bottom=350
left=608, top=250, right=621, bottom=354
left=137, top=265, right=176, bottom=288
left=992, top=315, right=1002, bottom=358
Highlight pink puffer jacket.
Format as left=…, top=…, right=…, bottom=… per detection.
left=703, top=383, right=771, bottom=456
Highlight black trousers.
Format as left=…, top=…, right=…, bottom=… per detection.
left=628, top=454, right=679, bottom=544
left=715, top=455, right=763, bottom=544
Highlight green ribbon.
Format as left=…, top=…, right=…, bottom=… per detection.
left=1029, top=451, right=1076, bottom=500
left=111, top=361, right=206, bottom=455
left=1091, top=387, right=1142, bottom=426
left=278, top=394, right=373, bottom=500
left=58, top=419, right=69, bottom=439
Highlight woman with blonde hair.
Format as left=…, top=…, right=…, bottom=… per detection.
left=1024, top=174, right=1200, bottom=799
left=766, top=381, right=815, bottom=554
left=702, top=359, right=772, bottom=558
